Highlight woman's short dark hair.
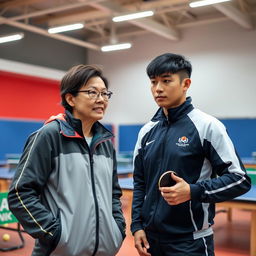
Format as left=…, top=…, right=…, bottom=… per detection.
left=146, top=53, right=192, bottom=80
left=60, top=64, right=108, bottom=112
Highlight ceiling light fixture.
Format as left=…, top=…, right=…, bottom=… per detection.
left=101, top=43, right=132, bottom=52
left=189, top=0, right=231, bottom=8
left=112, top=10, right=154, bottom=22
left=0, top=33, right=24, bottom=44
left=48, top=23, right=84, bottom=34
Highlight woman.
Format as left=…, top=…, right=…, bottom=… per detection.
left=8, top=64, right=126, bottom=256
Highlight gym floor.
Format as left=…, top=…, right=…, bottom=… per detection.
left=0, top=193, right=251, bottom=256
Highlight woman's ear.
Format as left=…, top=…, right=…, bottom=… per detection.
left=65, top=93, right=75, bottom=108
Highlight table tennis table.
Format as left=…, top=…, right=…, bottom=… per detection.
left=0, top=167, right=14, bottom=191
left=118, top=177, right=256, bottom=256
left=218, top=186, right=256, bottom=256
left=117, top=165, right=133, bottom=177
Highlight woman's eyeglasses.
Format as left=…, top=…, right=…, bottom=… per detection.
left=76, top=90, right=113, bottom=101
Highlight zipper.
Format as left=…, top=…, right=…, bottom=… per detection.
left=82, top=138, right=99, bottom=256
left=90, top=152, right=100, bottom=256
left=89, top=136, right=112, bottom=256
left=152, top=119, right=171, bottom=231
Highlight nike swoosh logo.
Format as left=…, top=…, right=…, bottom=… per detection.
left=146, top=140, right=155, bottom=146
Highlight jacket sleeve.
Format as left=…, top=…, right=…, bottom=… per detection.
left=112, top=149, right=126, bottom=239
left=130, top=128, right=147, bottom=235
left=190, top=119, right=251, bottom=203
left=8, top=126, right=61, bottom=249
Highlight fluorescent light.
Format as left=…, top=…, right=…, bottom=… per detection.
left=0, top=33, right=24, bottom=44
left=101, top=43, right=132, bottom=52
left=113, top=10, right=154, bottom=22
left=48, top=23, right=84, bottom=34
left=189, top=0, right=231, bottom=8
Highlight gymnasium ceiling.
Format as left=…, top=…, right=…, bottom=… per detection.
left=0, top=0, right=255, bottom=51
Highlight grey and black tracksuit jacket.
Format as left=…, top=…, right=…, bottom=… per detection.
left=131, top=97, right=251, bottom=241
left=8, top=111, right=125, bottom=256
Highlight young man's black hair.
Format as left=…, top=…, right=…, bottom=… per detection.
left=146, top=53, right=192, bottom=82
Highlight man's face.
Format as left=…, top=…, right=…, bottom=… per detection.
left=150, top=73, right=190, bottom=114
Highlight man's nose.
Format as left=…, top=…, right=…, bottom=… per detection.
left=155, top=82, right=163, bottom=91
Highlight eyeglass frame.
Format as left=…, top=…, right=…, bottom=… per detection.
left=76, top=89, right=113, bottom=100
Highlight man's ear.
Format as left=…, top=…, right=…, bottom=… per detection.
left=182, top=78, right=191, bottom=92
left=65, top=93, right=75, bottom=107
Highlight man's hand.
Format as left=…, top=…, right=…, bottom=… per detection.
left=159, top=172, right=191, bottom=205
left=134, top=229, right=151, bottom=256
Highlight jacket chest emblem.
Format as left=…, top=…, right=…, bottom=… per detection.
left=176, top=136, right=189, bottom=147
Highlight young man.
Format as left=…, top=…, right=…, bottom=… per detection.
left=131, top=53, right=251, bottom=256
left=8, top=65, right=125, bottom=256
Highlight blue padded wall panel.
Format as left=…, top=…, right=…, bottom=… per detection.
left=0, top=119, right=43, bottom=160
left=220, top=119, right=256, bottom=158
left=118, top=124, right=143, bottom=153
left=118, top=119, right=256, bottom=158
left=0, top=119, right=114, bottom=160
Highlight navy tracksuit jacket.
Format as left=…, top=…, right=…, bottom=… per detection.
left=131, top=97, right=251, bottom=241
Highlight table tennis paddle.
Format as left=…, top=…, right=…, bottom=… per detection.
left=158, top=170, right=178, bottom=187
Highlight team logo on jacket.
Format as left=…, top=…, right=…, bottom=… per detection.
left=176, top=136, right=189, bottom=147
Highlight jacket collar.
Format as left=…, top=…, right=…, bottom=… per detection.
left=45, top=110, right=114, bottom=141
left=45, top=111, right=83, bottom=138
left=151, top=97, right=194, bottom=123
left=65, top=110, right=84, bottom=138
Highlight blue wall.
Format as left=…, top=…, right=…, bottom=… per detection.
left=118, top=125, right=143, bottom=153
left=0, top=119, right=114, bottom=160
left=118, top=119, right=256, bottom=158
left=221, top=119, right=256, bottom=158
left=1, top=118, right=256, bottom=160
left=0, top=119, right=43, bottom=160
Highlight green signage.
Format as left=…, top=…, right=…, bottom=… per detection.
left=0, top=192, right=17, bottom=224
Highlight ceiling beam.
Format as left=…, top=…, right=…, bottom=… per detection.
left=44, top=1, right=188, bottom=27
left=0, top=16, right=100, bottom=51
left=47, top=10, right=110, bottom=27
left=123, top=0, right=189, bottom=10
left=85, top=11, right=256, bottom=42
left=89, top=0, right=180, bottom=41
left=47, top=8, right=183, bottom=27
left=4, top=0, right=105, bottom=22
left=214, top=1, right=253, bottom=29
left=238, top=0, right=249, bottom=13
left=89, top=0, right=189, bottom=13
left=0, top=0, right=42, bottom=9
left=130, top=18, right=180, bottom=41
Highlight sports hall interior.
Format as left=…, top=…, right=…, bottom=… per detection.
left=0, top=0, right=256, bottom=255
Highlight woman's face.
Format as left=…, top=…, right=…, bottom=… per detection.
left=66, top=76, right=110, bottom=123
